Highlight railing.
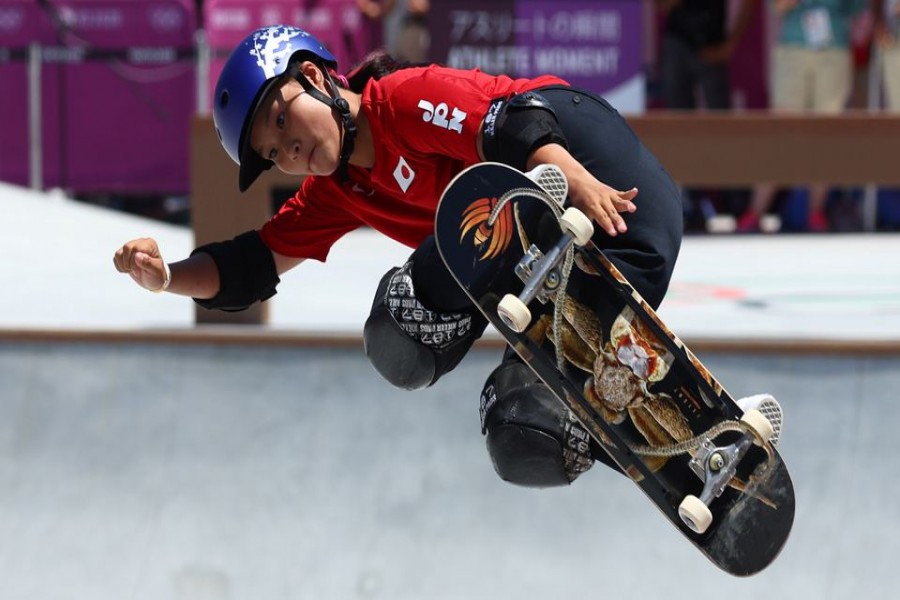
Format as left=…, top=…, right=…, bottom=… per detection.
left=1, top=0, right=367, bottom=195
left=2, top=0, right=198, bottom=194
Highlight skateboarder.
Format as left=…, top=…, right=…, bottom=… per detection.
left=113, top=25, right=684, bottom=488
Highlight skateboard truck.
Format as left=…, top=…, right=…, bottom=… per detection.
left=497, top=207, right=594, bottom=333
left=678, top=409, right=776, bottom=535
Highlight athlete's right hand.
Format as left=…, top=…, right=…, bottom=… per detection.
left=113, top=238, right=170, bottom=292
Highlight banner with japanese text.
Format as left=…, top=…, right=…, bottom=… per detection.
left=430, top=0, right=645, bottom=113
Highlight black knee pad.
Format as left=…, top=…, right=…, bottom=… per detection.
left=481, top=358, right=594, bottom=488
left=364, top=260, right=484, bottom=390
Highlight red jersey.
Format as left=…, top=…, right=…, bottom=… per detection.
left=259, top=66, right=568, bottom=261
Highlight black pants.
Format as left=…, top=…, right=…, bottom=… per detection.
left=660, top=35, right=731, bottom=110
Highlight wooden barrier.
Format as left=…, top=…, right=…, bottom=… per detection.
left=190, top=117, right=302, bottom=325
left=190, top=112, right=900, bottom=325
left=627, top=111, right=900, bottom=186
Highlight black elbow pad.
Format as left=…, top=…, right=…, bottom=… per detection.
left=190, top=230, right=280, bottom=312
left=481, top=91, right=568, bottom=171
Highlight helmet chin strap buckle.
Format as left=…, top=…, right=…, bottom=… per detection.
left=290, top=62, right=357, bottom=181
left=332, top=96, right=357, bottom=181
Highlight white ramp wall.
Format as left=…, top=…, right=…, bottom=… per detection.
left=0, top=341, right=898, bottom=600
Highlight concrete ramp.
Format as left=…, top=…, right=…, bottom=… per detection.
left=1, top=340, right=898, bottom=599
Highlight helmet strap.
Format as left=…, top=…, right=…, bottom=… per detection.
left=289, top=62, right=357, bottom=182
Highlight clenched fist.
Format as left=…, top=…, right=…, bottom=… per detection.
left=113, top=238, right=170, bottom=292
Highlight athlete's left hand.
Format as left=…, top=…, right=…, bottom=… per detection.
left=566, top=170, right=638, bottom=237
left=569, top=179, right=638, bottom=237
left=527, top=143, right=638, bottom=237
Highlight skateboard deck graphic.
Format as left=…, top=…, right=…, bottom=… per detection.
left=435, top=162, right=794, bottom=576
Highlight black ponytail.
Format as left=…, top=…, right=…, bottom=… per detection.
left=344, top=50, right=428, bottom=93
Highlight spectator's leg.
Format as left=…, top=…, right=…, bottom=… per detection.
left=805, top=48, right=853, bottom=231
left=698, top=61, right=732, bottom=110
left=771, top=46, right=809, bottom=112
left=661, top=35, right=697, bottom=109
left=883, top=43, right=900, bottom=112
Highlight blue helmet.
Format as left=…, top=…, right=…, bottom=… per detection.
left=213, top=25, right=338, bottom=192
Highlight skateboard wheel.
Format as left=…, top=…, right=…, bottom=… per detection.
left=740, top=409, right=776, bottom=445
left=678, top=495, right=713, bottom=535
left=559, top=207, right=594, bottom=246
left=497, top=294, right=532, bottom=333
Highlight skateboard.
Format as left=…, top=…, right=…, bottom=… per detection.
left=434, top=162, right=794, bottom=576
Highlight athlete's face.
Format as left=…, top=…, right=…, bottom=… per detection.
left=249, top=62, right=342, bottom=177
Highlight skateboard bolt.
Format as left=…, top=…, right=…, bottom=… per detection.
left=546, top=270, right=560, bottom=289
left=709, top=453, right=725, bottom=471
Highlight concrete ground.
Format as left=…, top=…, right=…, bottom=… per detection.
left=1, top=182, right=899, bottom=598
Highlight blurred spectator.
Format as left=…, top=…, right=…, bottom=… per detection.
left=356, top=0, right=397, bottom=53
left=873, top=0, right=900, bottom=230
left=394, top=0, right=431, bottom=63
left=737, top=0, right=869, bottom=233
left=657, top=0, right=759, bottom=109
left=656, top=0, right=759, bottom=233
left=874, top=0, right=900, bottom=110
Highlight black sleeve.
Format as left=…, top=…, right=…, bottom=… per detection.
left=481, top=91, right=568, bottom=171
left=190, top=230, right=281, bottom=312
